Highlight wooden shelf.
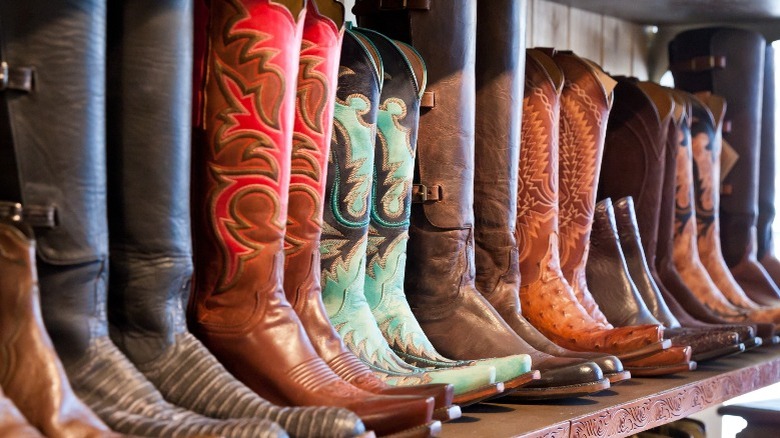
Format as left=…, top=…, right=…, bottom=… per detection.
left=442, top=344, right=780, bottom=438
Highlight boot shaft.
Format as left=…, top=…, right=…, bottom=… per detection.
left=757, top=44, right=776, bottom=259
left=190, top=0, right=305, bottom=327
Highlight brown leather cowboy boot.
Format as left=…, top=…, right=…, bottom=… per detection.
left=668, top=89, right=754, bottom=321
left=691, top=91, right=780, bottom=324
left=597, top=78, right=743, bottom=357
left=351, top=1, right=545, bottom=389
left=757, top=45, right=780, bottom=286
left=282, top=0, right=458, bottom=422
left=516, top=48, right=665, bottom=359
left=470, top=1, right=615, bottom=399
left=670, top=27, right=780, bottom=307
left=0, top=385, right=42, bottom=438
left=0, top=216, right=118, bottom=438
left=188, top=1, right=437, bottom=436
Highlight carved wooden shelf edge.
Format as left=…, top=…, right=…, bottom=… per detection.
left=568, top=358, right=780, bottom=438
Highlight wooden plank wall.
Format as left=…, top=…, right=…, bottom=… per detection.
left=342, top=0, right=648, bottom=79
left=528, top=0, right=649, bottom=79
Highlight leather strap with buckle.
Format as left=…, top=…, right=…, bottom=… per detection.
left=670, top=55, right=726, bottom=73
left=411, top=184, right=442, bottom=203
left=0, top=201, right=57, bottom=228
left=0, top=61, right=34, bottom=93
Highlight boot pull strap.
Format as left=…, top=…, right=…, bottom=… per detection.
left=353, top=0, right=430, bottom=14
left=420, top=91, right=435, bottom=109
left=0, top=201, right=57, bottom=228
left=670, top=55, right=727, bottom=73
left=411, top=184, right=442, bottom=203
left=0, top=61, right=34, bottom=93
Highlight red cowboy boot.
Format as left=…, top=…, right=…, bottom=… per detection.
left=516, top=48, right=665, bottom=359
left=189, top=1, right=437, bottom=436
left=283, top=0, right=458, bottom=421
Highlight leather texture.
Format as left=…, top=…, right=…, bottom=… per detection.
left=354, top=1, right=544, bottom=383
left=612, top=197, right=743, bottom=362
left=757, top=45, right=780, bottom=286
left=281, top=1, right=456, bottom=421
left=0, top=222, right=117, bottom=438
left=668, top=90, right=750, bottom=321
left=621, top=346, right=695, bottom=377
left=470, top=2, right=612, bottom=398
left=690, top=92, right=780, bottom=323
left=0, top=385, right=43, bottom=438
left=188, top=2, right=435, bottom=435
left=516, top=49, right=663, bottom=357
left=319, top=28, right=505, bottom=398
left=669, top=28, right=780, bottom=307
left=587, top=199, right=663, bottom=328
left=1, top=1, right=285, bottom=435
left=555, top=51, right=617, bottom=329
left=598, top=78, right=681, bottom=328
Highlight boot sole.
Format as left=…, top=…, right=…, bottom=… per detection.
left=383, top=420, right=442, bottom=438
left=625, top=361, right=696, bottom=377
left=499, top=370, right=542, bottom=393
left=691, top=343, right=745, bottom=362
left=604, top=370, right=631, bottom=384
left=452, top=382, right=504, bottom=407
left=615, top=339, right=672, bottom=361
left=432, top=405, right=462, bottom=422
left=762, top=335, right=780, bottom=345
left=495, top=377, right=611, bottom=401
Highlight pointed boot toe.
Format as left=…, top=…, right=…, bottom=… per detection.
left=374, top=384, right=459, bottom=422
left=349, top=395, right=434, bottom=438
left=504, top=357, right=609, bottom=400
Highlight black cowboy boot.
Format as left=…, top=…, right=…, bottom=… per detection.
left=0, top=1, right=283, bottom=435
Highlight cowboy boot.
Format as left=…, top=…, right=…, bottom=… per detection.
left=612, top=197, right=744, bottom=362
left=0, top=215, right=119, bottom=438
left=107, top=2, right=366, bottom=436
left=667, top=89, right=754, bottom=321
left=654, top=90, right=771, bottom=343
left=515, top=48, right=664, bottom=359
left=0, top=1, right=285, bottom=436
left=344, top=27, right=535, bottom=396
left=586, top=199, right=699, bottom=374
left=669, top=27, right=780, bottom=307
left=320, top=27, right=510, bottom=407
left=352, top=0, right=547, bottom=381
left=690, top=91, right=780, bottom=324
left=0, top=385, right=42, bottom=438
left=471, top=0, right=621, bottom=397
left=757, top=45, right=780, bottom=285
left=188, top=2, right=438, bottom=436
left=282, top=0, right=458, bottom=422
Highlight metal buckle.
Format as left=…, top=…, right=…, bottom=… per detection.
left=0, top=202, right=23, bottom=222
left=0, top=62, right=8, bottom=91
left=378, top=0, right=407, bottom=11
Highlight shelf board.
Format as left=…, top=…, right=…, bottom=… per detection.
left=442, top=344, right=780, bottom=437
left=543, top=0, right=780, bottom=24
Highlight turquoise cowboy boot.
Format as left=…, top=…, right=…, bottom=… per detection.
left=352, top=27, right=535, bottom=391
left=321, top=27, right=507, bottom=405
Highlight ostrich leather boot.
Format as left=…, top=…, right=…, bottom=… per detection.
left=0, top=1, right=286, bottom=436
left=612, top=198, right=744, bottom=362
left=515, top=48, right=664, bottom=359
left=670, top=28, right=780, bottom=307
left=318, top=27, right=511, bottom=408
left=281, top=1, right=458, bottom=422
left=470, top=2, right=614, bottom=399
left=757, top=45, right=780, bottom=285
left=668, top=90, right=754, bottom=322
left=690, top=92, right=780, bottom=324
left=586, top=199, right=697, bottom=375
left=0, top=385, right=42, bottom=438
left=597, top=79, right=742, bottom=353
left=0, top=217, right=118, bottom=438
left=107, top=2, right=364, bottom=437
left=654, top=91, right=768, bottom=343
left=188, top=2, right=438, bottom=436
left=351, top=0, right=548, bottom=387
